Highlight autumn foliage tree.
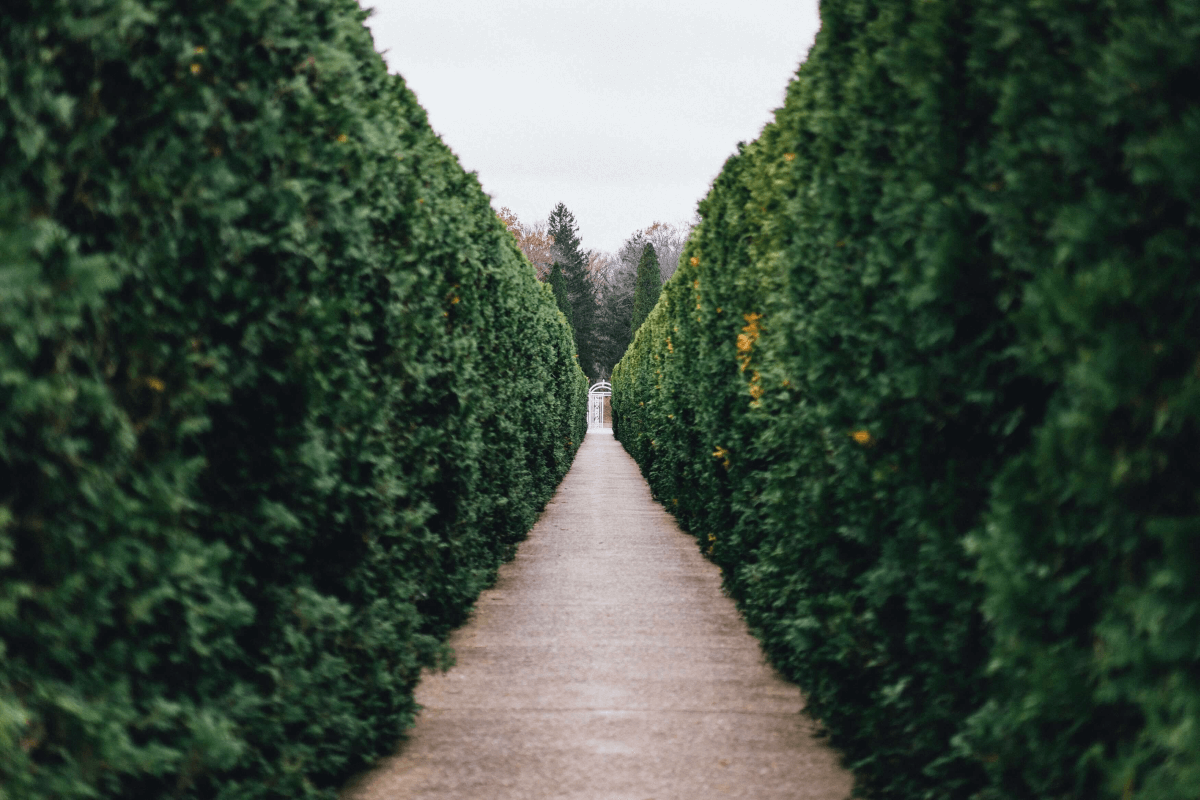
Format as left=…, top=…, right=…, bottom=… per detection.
left=497, top=207, right=555, bottom=279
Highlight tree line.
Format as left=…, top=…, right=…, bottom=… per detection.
left=500, top=206, right=691, bottom=381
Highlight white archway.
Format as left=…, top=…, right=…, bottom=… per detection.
left=588, top=380, right=612, bottom=429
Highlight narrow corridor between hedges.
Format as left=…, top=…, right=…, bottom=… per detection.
left=344, top=430, right=852, bottom=800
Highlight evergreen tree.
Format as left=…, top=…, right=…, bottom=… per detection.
left=547, top=203, right=597, bottom=378
left=630, top=243, right=662, bottom=335
left=548, top=259, right=574, bottom=330
left=592, top=231, right=644, bottom=375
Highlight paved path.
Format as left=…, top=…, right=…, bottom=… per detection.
left=344, top=429, right=852, bottom=800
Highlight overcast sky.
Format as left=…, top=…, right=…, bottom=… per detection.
left=363, top=0, right=821, bottom=254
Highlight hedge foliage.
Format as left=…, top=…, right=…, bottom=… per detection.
left=612, top=2, right=1200, bottom=799
left=0, top=0, right=587, bottom=797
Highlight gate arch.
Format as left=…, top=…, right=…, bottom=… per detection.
left=588, top=380, right=612, bottom=429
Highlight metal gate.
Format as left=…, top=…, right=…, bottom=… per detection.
left=588, top=380, right=612, bottom=429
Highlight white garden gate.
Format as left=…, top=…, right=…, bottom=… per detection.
left=588, top=380, right=612, bottom=429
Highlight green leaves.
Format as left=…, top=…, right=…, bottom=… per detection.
left=0, top=0, right=585, bottom=797
left=614, top=2, right=1200, bottom=799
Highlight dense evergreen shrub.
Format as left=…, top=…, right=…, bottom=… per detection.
left=0, top=1, right=586, bottom=798
left=613, top=2, right=1200, bottom=799
left=963, top=3, right=1200, bottom=799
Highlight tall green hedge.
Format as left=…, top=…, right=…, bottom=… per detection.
left=613, top=2, right=1200, bottom=799
left=0, top=1, right=587, bottom=798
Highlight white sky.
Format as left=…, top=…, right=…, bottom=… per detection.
left=363, top=0, right=821, bottom=254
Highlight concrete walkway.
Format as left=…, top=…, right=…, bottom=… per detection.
left=344, top=429, right=852, bottom=800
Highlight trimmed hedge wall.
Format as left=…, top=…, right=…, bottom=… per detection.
left=613, top=2, right=1200, bottom=799
left=0, top=1, right=586, bottom=798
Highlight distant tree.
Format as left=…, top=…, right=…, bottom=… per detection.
left=630, top=243, right=662, bottom=335
left=522, top=215, right=693, bottom=377
left=547, top=203, right=597, bottom=378
left=591, top=225, right=678, bottom=376
left=497, top=206, right=555, bottom=279
left=640, top=220, right=692, bottom=283
left=590, top=251, right=633, bottom=378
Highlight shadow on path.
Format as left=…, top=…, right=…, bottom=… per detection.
left=343, top=429, right=852, bottom=800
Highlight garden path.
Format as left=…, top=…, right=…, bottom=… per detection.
left=343, top=429, right=852, bottom=800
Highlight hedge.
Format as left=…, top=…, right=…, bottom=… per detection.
left=613, top=2, right=1200, bottom=799
left=0, top=1, right=587, bottom=798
